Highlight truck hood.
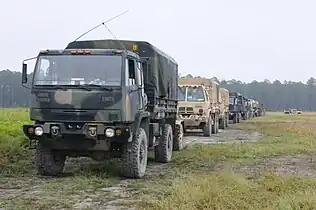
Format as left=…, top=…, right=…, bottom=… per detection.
left=30, top=88, right=123, bottom=122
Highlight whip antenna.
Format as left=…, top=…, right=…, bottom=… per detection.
left=72, top=10, right=130, bottom=42
left=102, top=24, right=127, bottom=51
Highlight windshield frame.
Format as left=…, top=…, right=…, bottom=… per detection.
left=229, top=97, right=235, bottom=105
left=32, top=54, right=125, bottom=88
left=177, top=86, right=186, bottom=101
left=186, top=86, right=206, bottom=102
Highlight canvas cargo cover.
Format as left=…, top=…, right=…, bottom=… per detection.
left=178, top=78, right=219, bottom=104
left=66, top=39, right=178, bottom=101
left=219, top=88, right=229, bottom=111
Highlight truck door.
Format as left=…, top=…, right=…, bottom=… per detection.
left=126, top=58, right=139, bottom=120
left=136, top=60, right=145, bottom=109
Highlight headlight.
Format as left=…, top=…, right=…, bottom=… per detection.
left=105, top=128, right=115, bottom=137
left=34, top=127, right=44, bottom=136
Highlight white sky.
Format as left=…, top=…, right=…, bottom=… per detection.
left=1, top=0, right=315, bottom=83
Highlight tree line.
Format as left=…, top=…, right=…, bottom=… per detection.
left=1, top=70, right=316, bottom=111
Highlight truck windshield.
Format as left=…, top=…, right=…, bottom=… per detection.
left=229, top=97, right=235, bottom=104
left=33, top=55, right=122, bottom=86
left=187, top=86, right=205, bottom=102
left=178, top=86, right=186, bottom=101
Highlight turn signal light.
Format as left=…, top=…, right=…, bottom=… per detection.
left=27, top=127, right=34, bottom=134
left=115, top=129, right=122, bottom=135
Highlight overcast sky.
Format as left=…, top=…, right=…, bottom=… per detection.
left=1, top=0, right=315, bottom=83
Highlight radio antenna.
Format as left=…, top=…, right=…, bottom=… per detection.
left=72, top=9, right=130, bottom=42
left=102, top=24, right=127, bottom=51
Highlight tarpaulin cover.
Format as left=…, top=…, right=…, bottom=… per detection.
left=178, top=77, right=220, bottom=103
left=219, top=88, right=229, bottom=108
left=66, top=39, right=178, bottom=101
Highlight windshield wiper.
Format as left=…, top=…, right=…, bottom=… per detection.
left=33, top=84, right=113, bottom=91
left=33, top=85, right=68, bottom=91
left=82, top=84, right=113, bottom=91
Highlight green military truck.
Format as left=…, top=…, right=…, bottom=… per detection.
left=21, top=39, right=183, bottom=179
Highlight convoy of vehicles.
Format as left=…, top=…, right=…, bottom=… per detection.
left=20, top=38, right=266, bottom=179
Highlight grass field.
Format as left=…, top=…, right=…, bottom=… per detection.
left=2, top=109, right=316, bottom=209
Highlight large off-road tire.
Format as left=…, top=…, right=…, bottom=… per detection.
left=155, top=124, right=173, bottom=163
left=219, top=117, right=225, bottom=129
left=121, top=127, right=148, bottom=178
left=173, top=123, right=185, bottom=151
left=35, top=143, right=66, bottom=176
left=232, top=113, right=237, bottom=124
left=203, top=116, right=212, bottom=137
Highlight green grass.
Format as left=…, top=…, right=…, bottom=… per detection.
left=134, top=112, right=316, bottom=209
left=2, top=110, right=316, bottom=209
left=0, top=108, right=32, bottom=170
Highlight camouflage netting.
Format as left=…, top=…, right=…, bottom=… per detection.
left=66, top=39, right=178, bottom=101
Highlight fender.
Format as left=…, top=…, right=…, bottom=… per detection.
left=130, top=110, right=150, bottom=142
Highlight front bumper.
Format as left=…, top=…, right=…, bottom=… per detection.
left=23, top=122, right=132, bottom=151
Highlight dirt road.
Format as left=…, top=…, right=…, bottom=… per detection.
left=184, top=128, right=263, bottom=145
left=0, top=128, right=264, bottom=210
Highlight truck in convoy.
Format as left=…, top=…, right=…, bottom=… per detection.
left=252, top=100, right=260, bottom=117
left=219, top=88, right=229, bottom=129
left=243, top=97, right=254, bottom=120
left=247, top=99, right=257, bottom=118
left=228, top=92, right=246, bottom=123
left=258, top=103, right=266, bottom=116
left=177, top=77, right=220, bottom=136
left=21, top=39, right=184, bottom=179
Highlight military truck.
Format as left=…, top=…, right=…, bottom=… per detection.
left=258, top=103, right=266, bottom=116
left=177, top=78, right=220, bottom=136
left=219, top=88, right=229, bottom=129
left=21, top=39, right=183, bottom=179
left=252, top=100, right=266, bottom=117
left=243, top=97, right=254, bottom=120
left=228, top=92, right=246, bottom=123
left=248, top=99, right=258, bottom=118
left=252, top=100, right=260, bottom=117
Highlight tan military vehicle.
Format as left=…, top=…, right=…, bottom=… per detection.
left=219, top=88, right=229, bottom=129
left=177, top=78, right=220, bottom=136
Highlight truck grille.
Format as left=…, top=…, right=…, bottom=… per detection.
left=179, top=107, right=185, bottom=112
left=187, top=107, right=193, bottom=112
left=179, top=107, right=194, bottom=113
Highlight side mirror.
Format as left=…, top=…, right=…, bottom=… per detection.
left=22, top=63, right=28, bottom=84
